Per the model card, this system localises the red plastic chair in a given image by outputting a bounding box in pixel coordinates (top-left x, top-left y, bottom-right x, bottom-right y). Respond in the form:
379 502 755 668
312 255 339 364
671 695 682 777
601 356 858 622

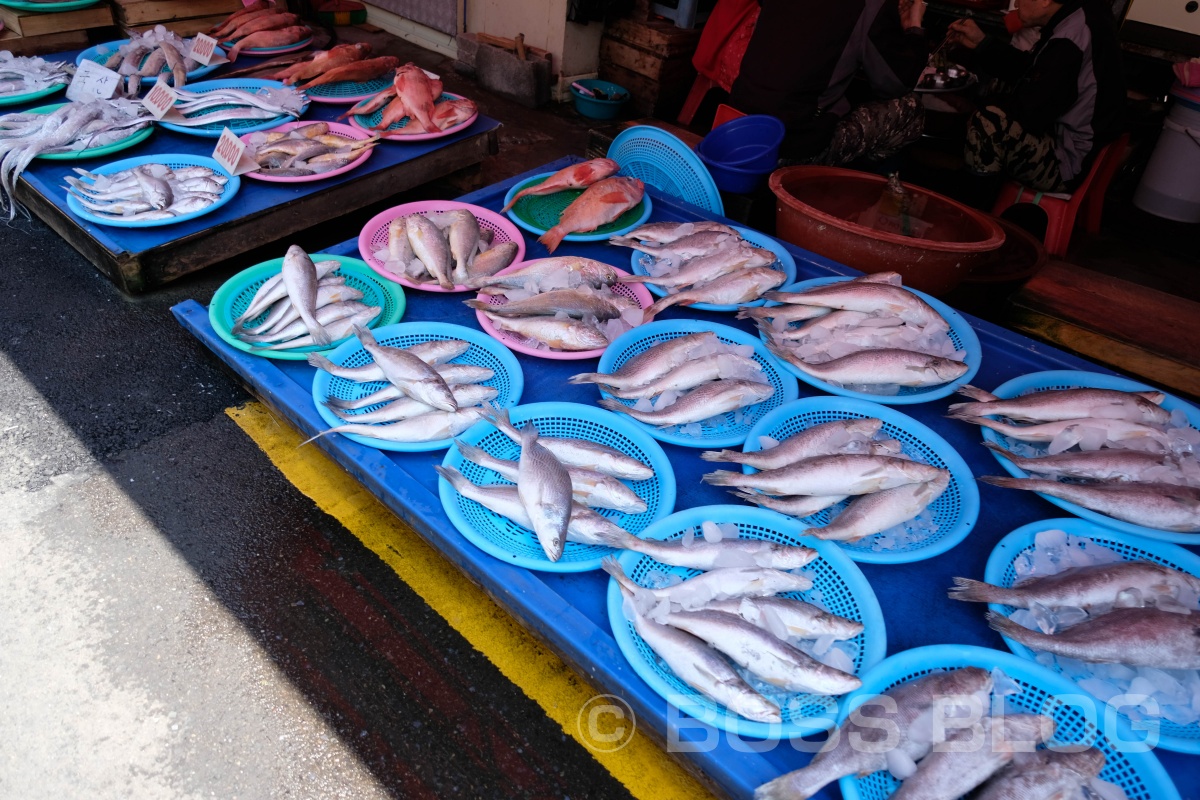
990 134 1128 257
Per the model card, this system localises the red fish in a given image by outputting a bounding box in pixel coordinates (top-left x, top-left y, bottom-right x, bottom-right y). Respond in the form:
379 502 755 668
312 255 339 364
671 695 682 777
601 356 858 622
210 1 274 37
501 158 619 213
339 87 396 120
226 12 300 43
537 176 644 254
301 56 399 88
430 97 477 131
228 26 310 62
381 64 438 133
280 43 370 85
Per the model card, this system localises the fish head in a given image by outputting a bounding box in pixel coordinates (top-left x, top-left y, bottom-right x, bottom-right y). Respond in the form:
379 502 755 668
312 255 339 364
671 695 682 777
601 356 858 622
928 357 970 383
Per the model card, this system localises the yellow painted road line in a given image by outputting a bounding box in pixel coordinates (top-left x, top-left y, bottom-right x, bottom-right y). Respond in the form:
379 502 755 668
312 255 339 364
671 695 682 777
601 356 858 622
227 402 717 800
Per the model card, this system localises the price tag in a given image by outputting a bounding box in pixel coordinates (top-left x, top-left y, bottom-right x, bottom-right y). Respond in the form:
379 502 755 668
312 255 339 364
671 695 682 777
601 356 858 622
141 79 179 120
211 127 259 176
66 59 121 103
189 33 227 67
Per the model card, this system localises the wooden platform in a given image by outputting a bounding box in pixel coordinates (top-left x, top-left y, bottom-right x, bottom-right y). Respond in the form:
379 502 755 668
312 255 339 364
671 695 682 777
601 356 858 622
1007 260 1200 399
0 1 113 37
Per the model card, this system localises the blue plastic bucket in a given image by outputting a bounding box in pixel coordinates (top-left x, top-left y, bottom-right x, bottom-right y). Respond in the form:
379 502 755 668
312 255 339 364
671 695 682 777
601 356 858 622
697 114 784 171
696 150 773 193
570 79 629 120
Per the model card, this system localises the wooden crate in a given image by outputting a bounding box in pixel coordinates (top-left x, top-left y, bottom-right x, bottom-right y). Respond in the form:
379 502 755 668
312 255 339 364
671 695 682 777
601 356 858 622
115 0 242 26
0 27 90 57
126 14 229 37
0 2 113 37
599 16 699 118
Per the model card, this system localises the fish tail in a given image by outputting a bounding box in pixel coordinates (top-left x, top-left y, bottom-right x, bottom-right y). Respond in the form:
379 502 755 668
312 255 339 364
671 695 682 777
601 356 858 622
584 524 637 549
699 449 744 463
566 372 604 385
433 465 472 492
483 406 520 441
986 611 1046 645
616 273 652 284
596 399 633 417
499 188 530 213
948 577 1010 604
600 555 638 594
701 470 745 487
298 427 338 447
948 414 998 432
537 225 567 255
981 441 1019 461
352 323 376 346
729 489 769 506
956 384 999 402
453 440 490 466
307 353 337 372
753 765 834 800
978 476 1026 490
946 402 987 420
309 325 333 347
607 235 636 248
462 299 489 311
642 294 681 323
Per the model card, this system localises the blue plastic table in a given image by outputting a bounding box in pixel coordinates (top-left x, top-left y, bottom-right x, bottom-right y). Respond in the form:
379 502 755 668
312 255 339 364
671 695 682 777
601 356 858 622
173 156 1200 800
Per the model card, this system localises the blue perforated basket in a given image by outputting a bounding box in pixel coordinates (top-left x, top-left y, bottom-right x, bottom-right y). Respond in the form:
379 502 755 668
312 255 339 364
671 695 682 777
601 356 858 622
65 154 239 228
606 504 886 739
305 73 393 104
76 40 223 85
837 645 1182 800
311 322 523 452
739 397 980 564
760 276 982 404
502 171 653 242
439 402 675 571
982 518 1200 754
980 370 1200 544
628 224 797 312
606 126 724 215
209 255 405 361
595 320 799 449
157 78 309 137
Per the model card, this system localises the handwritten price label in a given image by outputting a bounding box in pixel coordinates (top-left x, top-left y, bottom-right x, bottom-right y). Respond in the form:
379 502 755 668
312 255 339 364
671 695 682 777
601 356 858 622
66 60 121 102
141 79 178 119
211 127 258 176
190 33 221 66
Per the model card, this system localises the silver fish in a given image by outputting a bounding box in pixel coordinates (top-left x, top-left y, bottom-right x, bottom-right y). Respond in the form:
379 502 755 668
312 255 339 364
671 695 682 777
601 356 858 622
738 304 832 325
466 241 519 281
467 288 634 321
238 260 342 324
949 560 1200 609
484 313 609 351
618 220 738 243
643 267 787 321
569 331 721 390
602 557 812 611
281 245 332 346
311 350 482 390
769 345 968 387
753 667 994 800
702 417 885 471
321 365 495 410
958 416 1170 448
517 424 573 562
599 379 775 428
764 282 941 326
486 408 653 481
251 306 381 351
609 229 738 259
159 42 188 88
302 407 489 445
468 257 618 292
386 216 414 265
707 596 863 641
766 309 877 341
980 476 1200 531
621 535 817 571
237 301 370 343
983 441 1177 482
447 210 481 286
605 354 764 400
805 473 949 542
949 385 1170 426
353 324 457 412
988 607 1200 669
622 243 776 290
704 454 944 497
328 385 498 425
247 282 361 336
975 748 1106 800
611 575 781 723
407 213 455 289
729 491 849 518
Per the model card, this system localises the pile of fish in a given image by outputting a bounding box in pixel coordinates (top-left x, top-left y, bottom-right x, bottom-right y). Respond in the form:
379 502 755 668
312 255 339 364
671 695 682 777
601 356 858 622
438 408 660 560
233 245 379 350
950 528 1200 725
745 272 969 394
952 384 1200 532
372 208 518 289
571 331 775 432
94 27 200 95
306 331 501 444
166 84 306 129
753 667 1129 800
340 62 477 136
209 0 313 62
609 221 786 318
501 157 618 213
0 99 151 219
467 257 641 352
0 52 73 97
64 163 227 222
606 534 864 723
701 417 950 544
244 121 377 177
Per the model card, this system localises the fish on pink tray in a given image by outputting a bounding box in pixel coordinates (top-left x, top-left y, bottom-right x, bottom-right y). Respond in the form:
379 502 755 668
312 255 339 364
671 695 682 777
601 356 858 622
301 56 399 88
537 176 644 254
429 97 477 131
225 12 300 42
501 158 619 213
280 43 370 85
375 64 438 133
228 26 311 62
339 87 396 120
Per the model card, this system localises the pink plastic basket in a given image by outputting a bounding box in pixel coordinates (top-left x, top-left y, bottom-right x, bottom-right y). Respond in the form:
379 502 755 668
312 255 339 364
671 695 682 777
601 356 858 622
473 265 653 361
357 200 527 293
347 92 478 142
239 121 374 184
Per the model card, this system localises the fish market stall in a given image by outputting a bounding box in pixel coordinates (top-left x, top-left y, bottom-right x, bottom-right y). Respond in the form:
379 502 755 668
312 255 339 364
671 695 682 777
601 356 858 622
173 157 1200 799
4 47 500 293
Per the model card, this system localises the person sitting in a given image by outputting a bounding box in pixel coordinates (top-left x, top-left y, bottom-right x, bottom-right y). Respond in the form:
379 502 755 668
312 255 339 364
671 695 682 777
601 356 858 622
728 0 931 166
948 0 1124 194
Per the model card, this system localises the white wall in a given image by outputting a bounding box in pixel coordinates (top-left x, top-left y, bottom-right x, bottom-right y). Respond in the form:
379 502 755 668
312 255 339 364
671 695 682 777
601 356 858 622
465 0 602 82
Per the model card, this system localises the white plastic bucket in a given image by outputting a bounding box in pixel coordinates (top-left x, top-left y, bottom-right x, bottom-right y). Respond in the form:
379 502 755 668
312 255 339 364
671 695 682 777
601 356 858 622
1134 97 1200 223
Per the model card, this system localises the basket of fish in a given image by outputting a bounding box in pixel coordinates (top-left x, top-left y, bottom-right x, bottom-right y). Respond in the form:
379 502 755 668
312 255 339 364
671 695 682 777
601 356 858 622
240 120 377 182
209 247 405 361
577 320 798 449
471 259 653 360
269 44 398 105
749 273 981 404
605 504 886 739
64 156 237 228
0 52 71 106
76 28 224 95
501 159 652 253
956 370 1200 542
751 645 1181 800
950 518 1200 753
212 2 313 60
156 79 308 138
23 101 154 162
358 200 525 292
438 402 675 571
345 63 478 141
704 397 980 564
309 322 523 452
614 221 796 312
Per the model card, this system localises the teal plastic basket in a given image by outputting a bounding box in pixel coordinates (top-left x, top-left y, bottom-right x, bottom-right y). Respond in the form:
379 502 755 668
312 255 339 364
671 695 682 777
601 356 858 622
761 276 982 404
502 171 653 242
606 126 724 215
740 397 980 564
157 79 308 138
439 402 675 572
305 74 392 104
628 224 797 312
983 517 1200 753
606 504 886 739
979 370 1200 544
595 319 799 449
311 322 523 453
836 645 1182 800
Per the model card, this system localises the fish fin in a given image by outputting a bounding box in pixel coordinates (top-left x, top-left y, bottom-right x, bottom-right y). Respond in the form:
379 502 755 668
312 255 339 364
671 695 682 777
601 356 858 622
607 236 637 248
946 402 986 420
956 384 999 402
596 399 633 416
308 324 333 347
981 441 1017 460
948 577 1004 604
701 470 742 487
306 353 337 372
433 464 470 492
452 440 490 466
298 427 338 447
729 489 768 505
699 450 742 463
537 225 567 255
986 611 1045 644
615 273 651 284
567 372 604 385
600 555 639 594
641 294 680 323
352 324 376 346
978 475 1025 489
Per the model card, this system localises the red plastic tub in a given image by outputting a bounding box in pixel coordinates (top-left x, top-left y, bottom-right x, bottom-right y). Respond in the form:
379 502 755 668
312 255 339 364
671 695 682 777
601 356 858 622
769 166 1006 295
